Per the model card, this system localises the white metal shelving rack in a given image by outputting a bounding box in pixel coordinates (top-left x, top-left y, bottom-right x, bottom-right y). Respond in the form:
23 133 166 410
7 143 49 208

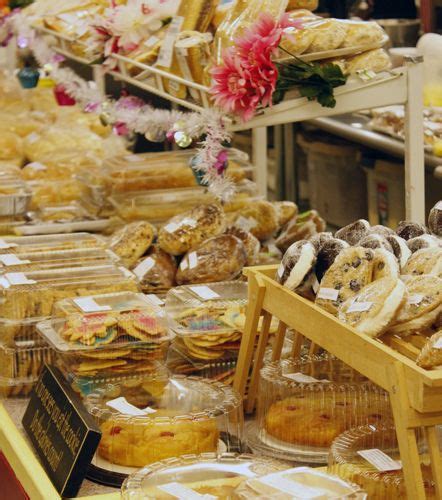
25 29 427 222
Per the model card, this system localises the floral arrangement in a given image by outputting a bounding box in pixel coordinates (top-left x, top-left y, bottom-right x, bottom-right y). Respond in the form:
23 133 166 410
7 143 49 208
210 12 347 122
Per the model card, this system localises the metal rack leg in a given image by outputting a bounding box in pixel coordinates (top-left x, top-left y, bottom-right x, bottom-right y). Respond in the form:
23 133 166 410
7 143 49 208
252 127 268 198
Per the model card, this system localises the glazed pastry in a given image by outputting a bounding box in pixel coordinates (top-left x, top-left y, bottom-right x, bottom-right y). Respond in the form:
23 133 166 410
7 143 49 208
273 201 298 227
386 235 411 269
176 235 247 285
230 200 279 241
339 277 406 338
416 330 442 369
225 226 260 265
396 220 428 240
109 221 155 267
277 241 317 294
388 275 442 336
428 201 442 236
158 204 226 256
316 247 374 315
407 234 441 253
402 247 442 277
132 246 177 293
335 219 370 246
315 238 349 282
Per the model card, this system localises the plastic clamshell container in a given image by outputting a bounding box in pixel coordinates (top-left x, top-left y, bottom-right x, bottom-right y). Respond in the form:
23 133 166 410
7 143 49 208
247 355 391 464
328 425 436 499
121 452 288 499
166 282 247 361
0 247 118 272
0 265 139 345
0 232 106 254
0 339 54 398
0 181 31 216
235 466 367 499
84 375 244 471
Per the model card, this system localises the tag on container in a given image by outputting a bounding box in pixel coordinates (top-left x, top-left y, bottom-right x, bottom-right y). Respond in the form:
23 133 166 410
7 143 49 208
433 337 442 349
180 258 188 271
73 297 112 313
190 286 220 301
5 272 36 285
347 301 373 313
0 254 30 266
106 397 157 416
357 449 402 472
317 288 339 301
158 482 217 500
133 257 155 279
0 239 14 249
188 252 198 269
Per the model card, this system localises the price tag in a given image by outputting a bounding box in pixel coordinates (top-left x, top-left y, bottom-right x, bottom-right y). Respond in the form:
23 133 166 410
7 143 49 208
27 162 47 171
180 258 188 271
164 222 180 233
433 337 442 349
188 252 198 269
0 254 30 266
5 273 36 285
357 449 402 472
407 293 424 305
156 16 184 68
317 288 339 301
190 286 220 301
347 301 373 313
73 297 112 313
158 482 216 500
145 294 164 307
106 397 156 416
133 257 155 279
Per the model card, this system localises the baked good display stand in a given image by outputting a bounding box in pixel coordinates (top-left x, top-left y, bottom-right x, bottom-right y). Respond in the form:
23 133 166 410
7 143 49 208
233 264 442 500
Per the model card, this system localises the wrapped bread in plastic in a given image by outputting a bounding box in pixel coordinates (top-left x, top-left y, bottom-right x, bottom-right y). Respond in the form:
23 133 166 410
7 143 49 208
176 234 247 285
109 221 155 267
132 245 177 293
0 112 44 138
280 12 320 55
273 201 298 227
229 200 279 241
225 226 260 265
341 21 385 48
158 204 226 256
276 210 326 252
308 19 348 53
346 49 392 75
0 132 24 166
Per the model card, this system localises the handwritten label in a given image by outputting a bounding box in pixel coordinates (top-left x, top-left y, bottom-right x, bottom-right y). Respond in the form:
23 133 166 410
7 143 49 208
0 254 30 266
164 222 179 233
347 301 373 313
180 258 189 271
357 449 402 472
133 257 155 279
73 297 112 313
158 482 217 499
317 288 339 301
156 16 184 68
190 286 220 301
106 397 156 416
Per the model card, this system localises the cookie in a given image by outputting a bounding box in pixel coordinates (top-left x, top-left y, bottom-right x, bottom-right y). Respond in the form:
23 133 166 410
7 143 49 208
315 247 374 315
335 219 370 246
277 241 317 293
388 275 442 336
428 201 442 237
359 234 393 253
339 277 405 338
386 235 411 269
407 234 441 253
396 220 428 241
402 247 442 277
315 238 349 282
416 330 442 369
372 248 400 280
109 221 155 267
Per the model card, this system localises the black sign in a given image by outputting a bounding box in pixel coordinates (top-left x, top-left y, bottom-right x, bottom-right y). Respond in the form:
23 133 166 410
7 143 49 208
22 365 101 498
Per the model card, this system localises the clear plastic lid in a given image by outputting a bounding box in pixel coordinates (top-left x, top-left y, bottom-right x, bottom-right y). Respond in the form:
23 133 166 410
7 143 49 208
121 453 288 499
39 291 170 352
84 375 244 469
248 355 391 463
235 467 367 499
0 232 105 254
328 425 436 499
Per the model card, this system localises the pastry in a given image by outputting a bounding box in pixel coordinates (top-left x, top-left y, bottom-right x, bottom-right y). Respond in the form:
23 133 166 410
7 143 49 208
277 241 317 294
396 220 428 240
407 234 441 253
416 330 442 369
273 201 298 227
264 392 388 448
315 238 349 282
109 221 155 267
359 234 393 253
388 275 442 336
230 201 279 241
339 277 406 338
386 235 411 269
225 226 260 265
176 235 247 285
158 204 226 256
372 248 400 280
316 247 374 315
402 247 442 277
335 219 370 246
275 210 325 252
341 21 385 48
428 201 442 236
98 412 219 467
132 246 177 293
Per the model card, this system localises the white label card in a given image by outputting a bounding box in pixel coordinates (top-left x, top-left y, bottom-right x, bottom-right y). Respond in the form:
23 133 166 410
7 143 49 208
190 286 220 301
347 301 373 313
145 294 164 306
284 372 330 384
164 222 179 233
0 239 13 249
357 449 402 472
277 264 284 279
27 132 40 144
256 473 329 497
27 162 47 171
156 16 184 68
317 288 339 301
133 257 155 279
0 277 10 289
73 297 112 313
188 252 198 269
158 482 217 499
407 293 424 305
0 254 29 266
433 337 442 349
106 397 157 416
312 277 320 294
5 272 36 285
180 258 189 271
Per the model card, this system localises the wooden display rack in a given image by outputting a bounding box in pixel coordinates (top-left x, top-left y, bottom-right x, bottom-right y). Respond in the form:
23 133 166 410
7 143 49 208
234 265 442 500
